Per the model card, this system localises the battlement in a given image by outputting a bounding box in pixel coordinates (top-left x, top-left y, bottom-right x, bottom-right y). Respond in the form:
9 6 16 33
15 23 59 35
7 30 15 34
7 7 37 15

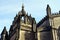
52 11 60 15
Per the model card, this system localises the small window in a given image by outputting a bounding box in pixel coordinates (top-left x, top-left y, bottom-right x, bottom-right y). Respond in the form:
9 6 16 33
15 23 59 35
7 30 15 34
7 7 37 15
21 17 24 21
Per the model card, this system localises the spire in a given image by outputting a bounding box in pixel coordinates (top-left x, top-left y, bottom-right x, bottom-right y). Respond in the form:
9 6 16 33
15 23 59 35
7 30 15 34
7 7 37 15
1 26 7 35
1 26 8 40
46 4 51 16
4 26 6 31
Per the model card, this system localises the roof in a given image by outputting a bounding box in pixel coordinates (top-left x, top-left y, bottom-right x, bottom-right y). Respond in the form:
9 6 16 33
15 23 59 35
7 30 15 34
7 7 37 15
37 12 60 28
37 16 48 27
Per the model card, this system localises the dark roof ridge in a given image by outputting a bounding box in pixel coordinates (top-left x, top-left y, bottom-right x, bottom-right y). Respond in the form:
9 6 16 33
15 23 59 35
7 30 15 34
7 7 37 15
37 15 48 27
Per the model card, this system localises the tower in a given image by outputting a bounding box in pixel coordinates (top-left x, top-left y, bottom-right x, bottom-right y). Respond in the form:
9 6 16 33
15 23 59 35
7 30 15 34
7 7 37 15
9 4 37 40
18 4 37 40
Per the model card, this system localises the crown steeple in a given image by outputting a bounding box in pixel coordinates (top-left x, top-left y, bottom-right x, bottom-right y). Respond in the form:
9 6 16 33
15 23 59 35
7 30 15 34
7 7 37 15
22 4 24 11
21 4 26 15
18 4 26 16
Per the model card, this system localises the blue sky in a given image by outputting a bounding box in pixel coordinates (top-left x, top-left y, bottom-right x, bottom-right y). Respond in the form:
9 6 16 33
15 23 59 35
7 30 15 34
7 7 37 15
0 0 60 34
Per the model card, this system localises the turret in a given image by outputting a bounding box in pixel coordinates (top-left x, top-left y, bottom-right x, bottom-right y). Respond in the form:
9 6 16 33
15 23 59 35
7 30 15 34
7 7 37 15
46 4 51 16
1 26 8 40
32 18 37 40
32 18 36 32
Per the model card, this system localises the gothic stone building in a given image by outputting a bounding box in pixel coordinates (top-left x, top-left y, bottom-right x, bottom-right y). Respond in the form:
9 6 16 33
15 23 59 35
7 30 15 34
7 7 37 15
0 4 60 40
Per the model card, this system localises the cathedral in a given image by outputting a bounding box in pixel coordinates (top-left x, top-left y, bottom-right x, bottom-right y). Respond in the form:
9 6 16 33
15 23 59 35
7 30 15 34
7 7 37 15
0 4 60 40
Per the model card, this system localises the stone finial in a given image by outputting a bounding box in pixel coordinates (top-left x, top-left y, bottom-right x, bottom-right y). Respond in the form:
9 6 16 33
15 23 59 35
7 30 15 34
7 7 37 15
47 4 50 8
59 11 60 14
4 26 6 30
32 18 36 24
46 4 51 16
30 14 31 17
27 12 28 16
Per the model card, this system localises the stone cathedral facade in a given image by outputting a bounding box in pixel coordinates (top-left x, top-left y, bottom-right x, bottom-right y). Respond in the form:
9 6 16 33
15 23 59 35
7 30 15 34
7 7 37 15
0 4 60 40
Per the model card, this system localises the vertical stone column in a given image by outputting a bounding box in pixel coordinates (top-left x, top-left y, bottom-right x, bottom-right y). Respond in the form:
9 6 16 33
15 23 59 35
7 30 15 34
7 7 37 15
52 20 59 40
52 29 58 40
55 30 58 40
52 19 56 40
37 32 40 40
19 30 25 40
52 29 56 40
